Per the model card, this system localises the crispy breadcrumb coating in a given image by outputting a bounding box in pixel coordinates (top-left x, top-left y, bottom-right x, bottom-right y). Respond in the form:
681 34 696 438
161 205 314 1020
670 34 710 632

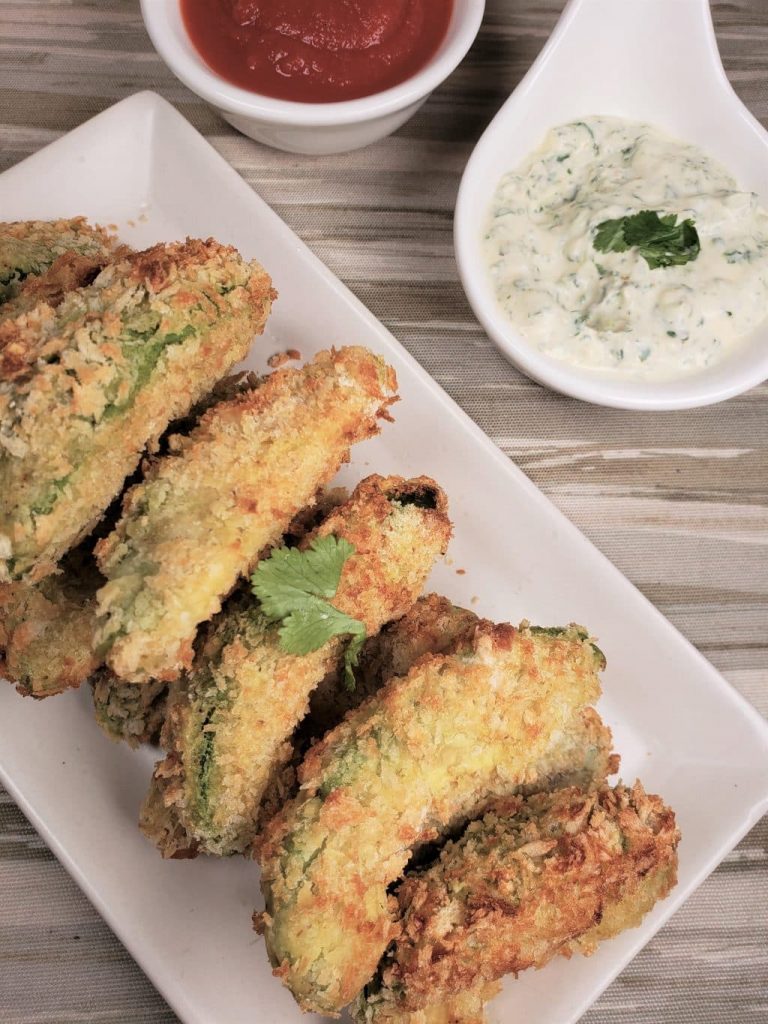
0 248 125 324
0 375 277 701
365 983 502 1024
257 622 606 1014
0 546 101 697
269 603 616 841
267 595 482 820
0 238 275 582
0 217 114 303
89 485 350 747
140 475 451 858
95 347 398 683
355 782 679 1022
305 593 479 742
91 673 168 748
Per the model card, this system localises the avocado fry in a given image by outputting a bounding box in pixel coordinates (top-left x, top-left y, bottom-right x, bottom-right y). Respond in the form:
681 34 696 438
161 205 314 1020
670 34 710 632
1 374 279 702
0 238 275 582
0 217 114 303
91 673 169 749
0 545 101 698
268 599 616 837
354 782 680 1022
140 474 451 858
95 347 398 684
355 983 501 1024
89 483 351 747
257 621 606 1014
304 593 480 743
263 594 482 819
0 248 127 324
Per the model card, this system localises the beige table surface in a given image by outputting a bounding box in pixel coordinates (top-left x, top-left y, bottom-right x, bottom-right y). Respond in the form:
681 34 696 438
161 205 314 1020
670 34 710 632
1 1 767 1022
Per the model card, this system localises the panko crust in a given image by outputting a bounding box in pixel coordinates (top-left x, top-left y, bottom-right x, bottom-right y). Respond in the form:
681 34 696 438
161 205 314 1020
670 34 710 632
91 673 168 748
0 217 115 303
95 347 398 683
141 474 451 859
0 374 279 702
0 548 101 697
257 621 606 1014
285 602 615 839
0 247 127 324
260 593 480 834
359 982 502 1024
356 783 679 1020
0 237 275 581
89 486 349 751
305 593 479 741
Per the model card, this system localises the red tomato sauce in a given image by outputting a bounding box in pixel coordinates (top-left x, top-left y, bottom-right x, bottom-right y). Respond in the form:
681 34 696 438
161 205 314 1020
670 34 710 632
181 0 455 104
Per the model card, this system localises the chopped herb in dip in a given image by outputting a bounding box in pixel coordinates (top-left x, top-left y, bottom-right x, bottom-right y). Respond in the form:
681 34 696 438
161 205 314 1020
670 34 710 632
484 116 768 377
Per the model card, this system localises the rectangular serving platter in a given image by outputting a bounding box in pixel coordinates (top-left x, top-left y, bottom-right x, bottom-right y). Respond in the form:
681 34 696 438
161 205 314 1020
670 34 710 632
1 91 767 1024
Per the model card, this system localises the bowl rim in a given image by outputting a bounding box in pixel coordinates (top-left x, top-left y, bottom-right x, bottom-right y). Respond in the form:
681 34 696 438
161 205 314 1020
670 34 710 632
140 0 486 126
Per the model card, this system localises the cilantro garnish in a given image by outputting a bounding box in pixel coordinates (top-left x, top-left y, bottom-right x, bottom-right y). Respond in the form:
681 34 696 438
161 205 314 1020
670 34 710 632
250 535 365 688
593 210 700 269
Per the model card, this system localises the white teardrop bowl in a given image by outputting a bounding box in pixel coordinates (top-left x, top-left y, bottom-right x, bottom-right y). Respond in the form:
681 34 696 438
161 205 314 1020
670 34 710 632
455 0 768 410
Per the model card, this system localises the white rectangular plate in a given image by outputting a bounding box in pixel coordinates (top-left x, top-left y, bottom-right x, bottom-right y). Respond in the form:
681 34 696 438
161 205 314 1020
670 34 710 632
1 92 767 1024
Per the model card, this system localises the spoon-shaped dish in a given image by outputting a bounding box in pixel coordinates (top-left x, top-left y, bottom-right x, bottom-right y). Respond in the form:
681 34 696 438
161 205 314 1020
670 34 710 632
455 0 768 409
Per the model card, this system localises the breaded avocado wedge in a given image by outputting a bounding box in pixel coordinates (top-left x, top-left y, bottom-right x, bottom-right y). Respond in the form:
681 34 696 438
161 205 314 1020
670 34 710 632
89 489 349 750
355 783 680 1022
305 593 480 742
91 673 168 748
0 238 275 582
0 217 114 303
95 347 398 684
0 546 101 697
1 374 273 702
0 247 129 324
357 983 501 1024
257 621 606 1014
273 603 616 833
140 475 451 858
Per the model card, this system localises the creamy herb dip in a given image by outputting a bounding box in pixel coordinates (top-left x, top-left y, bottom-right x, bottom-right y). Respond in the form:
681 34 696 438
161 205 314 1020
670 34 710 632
484 117 768 377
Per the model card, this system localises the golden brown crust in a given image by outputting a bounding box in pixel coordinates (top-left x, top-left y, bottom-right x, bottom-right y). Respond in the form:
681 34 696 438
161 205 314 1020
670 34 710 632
140 474 451 859
0 216 112 244
0 238 272 379
258 622 605 1014
297 594 479 764
357 783 679 1020
95 347 398 683
0 550 101 697
1 237 275 582
308 475 450 635
0 246 132 324
0 217 116 305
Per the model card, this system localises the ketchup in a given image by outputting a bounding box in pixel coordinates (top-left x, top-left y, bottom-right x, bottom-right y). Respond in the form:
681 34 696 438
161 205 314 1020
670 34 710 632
181 0 455 104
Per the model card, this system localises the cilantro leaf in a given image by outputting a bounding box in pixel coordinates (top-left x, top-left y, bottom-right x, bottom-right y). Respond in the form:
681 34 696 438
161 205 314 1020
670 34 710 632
593 210 700 269
621 210 675 244
251 534 366 686
277 603 365 657
593 217 629 254
251 535 355 618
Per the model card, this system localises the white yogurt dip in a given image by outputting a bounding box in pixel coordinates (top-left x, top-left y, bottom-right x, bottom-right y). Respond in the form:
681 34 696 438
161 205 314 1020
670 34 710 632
484 117 768 378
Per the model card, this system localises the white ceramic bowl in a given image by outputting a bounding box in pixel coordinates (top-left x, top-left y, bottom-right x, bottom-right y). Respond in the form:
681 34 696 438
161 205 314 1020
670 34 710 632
455 0 768 410
140 0 485 155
